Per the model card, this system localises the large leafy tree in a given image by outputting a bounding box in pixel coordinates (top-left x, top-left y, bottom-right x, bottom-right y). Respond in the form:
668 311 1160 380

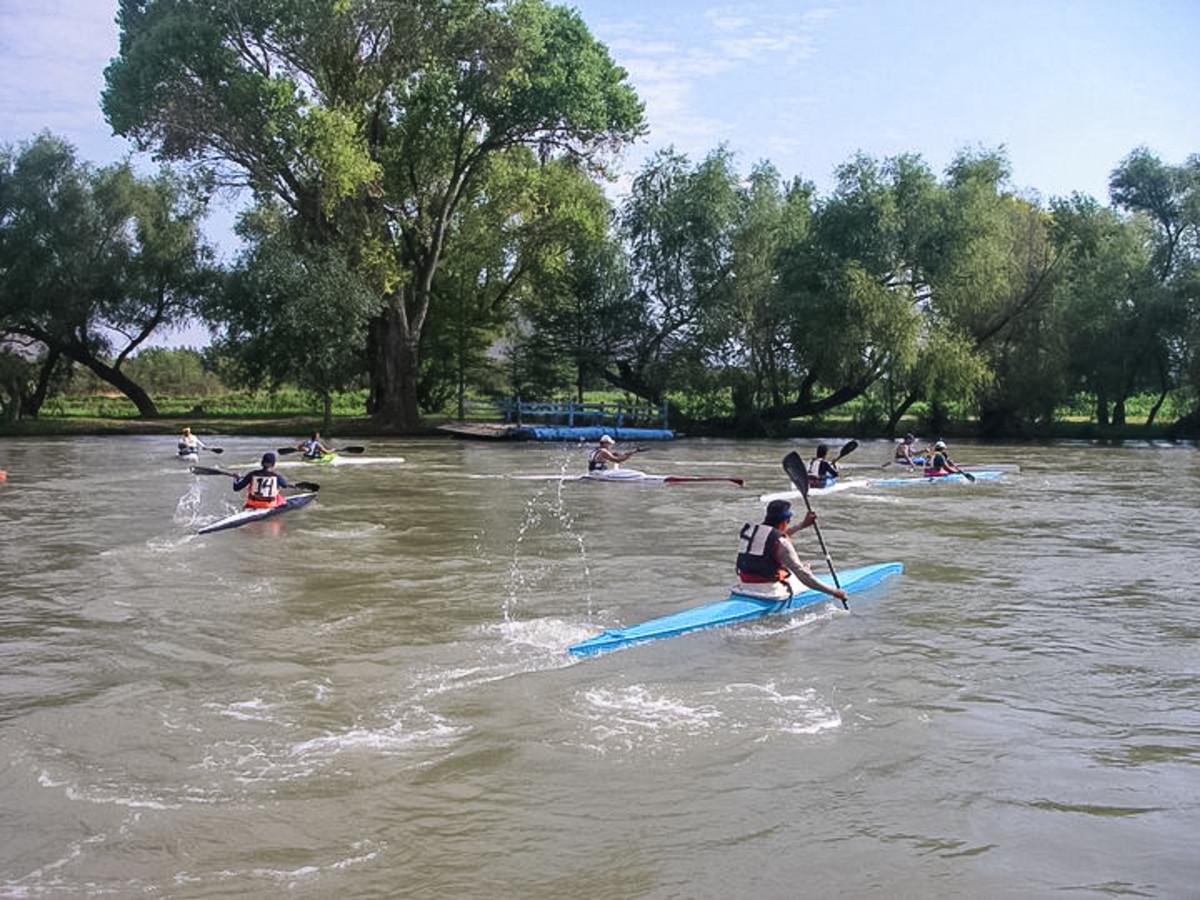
425 150 619 411
917 149 1060 434
1049 196 1157 427
614 146 743 405
721 163 814 428
209 206 377 429
0 133 215 417
772 153 926 426
1108 149 1200 429
103 0 644 432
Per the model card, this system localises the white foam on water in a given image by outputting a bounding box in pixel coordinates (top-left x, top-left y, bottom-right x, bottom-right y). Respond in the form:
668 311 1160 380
573 684 724 754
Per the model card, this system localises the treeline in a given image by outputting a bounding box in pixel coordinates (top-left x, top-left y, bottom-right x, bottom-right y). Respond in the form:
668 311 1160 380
2 1 1198 436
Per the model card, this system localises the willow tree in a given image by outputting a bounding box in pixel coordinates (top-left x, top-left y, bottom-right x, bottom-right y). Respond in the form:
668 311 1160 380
103 0 644 431
0 133 215 417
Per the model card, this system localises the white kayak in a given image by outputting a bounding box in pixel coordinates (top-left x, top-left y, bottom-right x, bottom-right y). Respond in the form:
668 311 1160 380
759 478 861 502
582 468 743 486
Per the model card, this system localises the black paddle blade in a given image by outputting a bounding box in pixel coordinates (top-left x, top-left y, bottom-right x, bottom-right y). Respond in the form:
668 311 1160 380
960 469 976 482
190 465 238 478
836 439 858 460
276 447 299 455
208 447 224 454
292 481 320 492
339 446 366 454
782 451 810 496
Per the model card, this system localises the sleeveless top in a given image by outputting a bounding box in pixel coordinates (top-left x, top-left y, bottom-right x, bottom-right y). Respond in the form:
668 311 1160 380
735 523 788 583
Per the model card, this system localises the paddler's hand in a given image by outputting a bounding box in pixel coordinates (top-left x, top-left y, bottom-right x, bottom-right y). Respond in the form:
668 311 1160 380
799 511 817 530
830 588 848 604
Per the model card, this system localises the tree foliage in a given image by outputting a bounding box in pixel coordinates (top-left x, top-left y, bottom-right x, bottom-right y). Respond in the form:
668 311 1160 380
0 132 216 417
104 0 645 431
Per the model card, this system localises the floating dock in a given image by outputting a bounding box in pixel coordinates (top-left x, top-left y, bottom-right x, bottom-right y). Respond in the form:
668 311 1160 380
439 399 674 442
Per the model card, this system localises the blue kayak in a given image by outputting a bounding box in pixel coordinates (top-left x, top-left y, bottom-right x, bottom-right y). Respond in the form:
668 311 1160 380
568 562 903 657
872 470 1007 487
197 492 318 534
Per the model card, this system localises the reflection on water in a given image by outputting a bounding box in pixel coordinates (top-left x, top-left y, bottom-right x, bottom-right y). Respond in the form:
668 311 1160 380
0 435 1197 897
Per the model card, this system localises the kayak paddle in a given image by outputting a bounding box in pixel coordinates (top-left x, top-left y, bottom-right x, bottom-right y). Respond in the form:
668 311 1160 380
191 464 319 492
190 465 240 478
834 439 858 462
782 451 846 609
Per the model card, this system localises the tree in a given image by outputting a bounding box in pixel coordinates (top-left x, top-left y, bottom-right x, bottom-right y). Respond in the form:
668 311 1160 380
104 0 645 432
769 153 927 426
209 208 377 429
614 146 743 405
0 133 215 417
723 164 814 428
1108 148 1200 430
918 149 1061 434
422 151 619 411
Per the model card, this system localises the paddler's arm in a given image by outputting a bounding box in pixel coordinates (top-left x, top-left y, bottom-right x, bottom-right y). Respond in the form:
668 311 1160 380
777 528 849 603
785 510 817 537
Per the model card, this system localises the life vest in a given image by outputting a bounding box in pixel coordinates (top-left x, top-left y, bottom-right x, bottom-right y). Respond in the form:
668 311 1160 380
736 523 789 583
588 448 607 472
245 473 284 508
808 457 834 487
302 439 323 460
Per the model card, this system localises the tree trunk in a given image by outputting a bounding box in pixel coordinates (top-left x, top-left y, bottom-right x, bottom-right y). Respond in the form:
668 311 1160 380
367 300 422 432
1094 390 1109 427
885 392 920 436
71 352 159 417
1146 387 1168 428
1 376 22 422
1112 396 1126 427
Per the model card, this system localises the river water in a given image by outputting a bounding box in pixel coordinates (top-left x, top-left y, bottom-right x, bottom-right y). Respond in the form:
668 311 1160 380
0 435 1197 898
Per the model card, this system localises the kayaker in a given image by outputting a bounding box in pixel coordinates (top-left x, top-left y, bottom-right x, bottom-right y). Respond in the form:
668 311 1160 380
734 499 849 604
298 431 334 460
588 434 635 471
924 440 965 477
894 432 918 464
233 452 291 509
807 443 840 487
178 426 206 457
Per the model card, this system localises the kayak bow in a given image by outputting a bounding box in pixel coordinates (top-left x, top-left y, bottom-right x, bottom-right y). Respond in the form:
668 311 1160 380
568 561 903 657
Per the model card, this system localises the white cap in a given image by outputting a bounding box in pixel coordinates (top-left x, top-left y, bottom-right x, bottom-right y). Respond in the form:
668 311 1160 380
934 440 946 450
599 434 614 445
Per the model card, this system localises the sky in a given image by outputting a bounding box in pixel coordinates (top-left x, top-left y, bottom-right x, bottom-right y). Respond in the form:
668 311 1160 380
2 0 1199 342
4 0 1198 210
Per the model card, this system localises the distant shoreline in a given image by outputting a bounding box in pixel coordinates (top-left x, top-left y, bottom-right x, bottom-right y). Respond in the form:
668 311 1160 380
1 414 1195 444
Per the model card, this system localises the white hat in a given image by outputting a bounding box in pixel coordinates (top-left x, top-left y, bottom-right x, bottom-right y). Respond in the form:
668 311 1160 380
599 434 615 445
934 440 946 450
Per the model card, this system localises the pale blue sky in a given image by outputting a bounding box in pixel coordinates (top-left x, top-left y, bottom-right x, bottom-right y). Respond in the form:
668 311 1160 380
2 0 1197 215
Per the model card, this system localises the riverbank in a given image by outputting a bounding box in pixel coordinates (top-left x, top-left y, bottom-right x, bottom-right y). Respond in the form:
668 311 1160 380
1 413 1194 443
